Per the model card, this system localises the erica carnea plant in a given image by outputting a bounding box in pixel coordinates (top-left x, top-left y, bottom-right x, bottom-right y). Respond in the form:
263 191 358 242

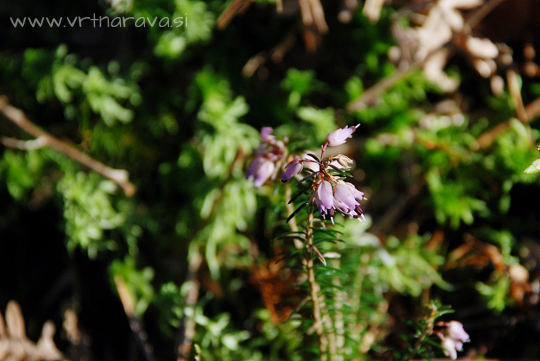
247 125 470 361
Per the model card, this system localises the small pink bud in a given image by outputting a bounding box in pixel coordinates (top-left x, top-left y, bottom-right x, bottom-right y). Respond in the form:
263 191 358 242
315 181 335 216
326 124 360 146
260 127 275 142
282 160 303 182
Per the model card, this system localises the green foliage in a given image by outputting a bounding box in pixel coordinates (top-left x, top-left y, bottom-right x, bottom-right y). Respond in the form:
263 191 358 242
0 150 45 200
35 45 140 126
58 171 124 258
427 168 488 228
110 257 155 317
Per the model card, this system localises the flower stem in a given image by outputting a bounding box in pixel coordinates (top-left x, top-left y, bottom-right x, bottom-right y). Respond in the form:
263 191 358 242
305 205 329 360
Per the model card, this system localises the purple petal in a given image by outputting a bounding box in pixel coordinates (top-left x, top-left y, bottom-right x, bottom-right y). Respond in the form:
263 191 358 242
246 156 263 179
253 160 275 187
315 181 335 215
334 182 360 210
260 127 275 142
447 321 469 343
326 124 360 146
441 337 458 360
282 160 303 182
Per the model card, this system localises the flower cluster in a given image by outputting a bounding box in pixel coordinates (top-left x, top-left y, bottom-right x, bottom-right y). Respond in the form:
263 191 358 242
436 321 470 360
246 127 286 187
280 124 365 222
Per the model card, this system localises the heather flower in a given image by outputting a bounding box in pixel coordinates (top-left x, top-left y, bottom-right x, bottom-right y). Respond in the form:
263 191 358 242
315 181 335 217
246 127 286 187
447 321 469 345
247 160 275 187
260 127 275 142
326 124 360 146
441 337 459 360
279 125 365 220
282 159 303 182
436 321 469 360
333 181 365 219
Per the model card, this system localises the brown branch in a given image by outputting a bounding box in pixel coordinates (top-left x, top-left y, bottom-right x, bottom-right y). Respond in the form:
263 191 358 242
346 63 422 112
464 0 507 30
507 69 528 122
276 0 283 13
307 0 328 33
0 96 136 196
177 252 203 361
217 0 253 29
1 136 48 150
476 95 540 149
114 276 156 361
242 33 296 77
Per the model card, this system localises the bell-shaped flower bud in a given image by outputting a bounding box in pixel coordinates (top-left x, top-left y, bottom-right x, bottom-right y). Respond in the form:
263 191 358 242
315 181 335 216
441 337 459 360
437 320 469 360
326 124 360 146
260 127 275 142
447 321 469 345
282 160 303 182
247 157 275 187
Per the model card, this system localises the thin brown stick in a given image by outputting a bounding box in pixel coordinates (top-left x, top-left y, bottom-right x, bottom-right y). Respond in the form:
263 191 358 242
346 63 421 112
276 0 283 13
177 252 203 361
307 0 328 33
243 33 296 77
1 136 48 150
0 96 136 196
464 0 507 30
114 276 156 361
476 95 540 149
298 0 314 26
507 69 528 122
216 0 253 29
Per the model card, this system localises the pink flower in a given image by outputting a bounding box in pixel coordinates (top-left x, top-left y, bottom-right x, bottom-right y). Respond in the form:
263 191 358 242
333 181 365 218
260 127 275 142
247 158 275 187
441 337 459 360
437 321 469 360
246 126 286 187
315 181 335 217
282 160 303 182
447 321 469 345
326 124 360 146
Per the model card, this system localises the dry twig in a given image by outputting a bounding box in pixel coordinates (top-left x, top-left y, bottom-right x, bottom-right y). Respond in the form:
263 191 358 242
114 276 156 361
217 0 253 29
0 96 136 196
476 95 540 149
0 300 67 361
177 252 203 361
